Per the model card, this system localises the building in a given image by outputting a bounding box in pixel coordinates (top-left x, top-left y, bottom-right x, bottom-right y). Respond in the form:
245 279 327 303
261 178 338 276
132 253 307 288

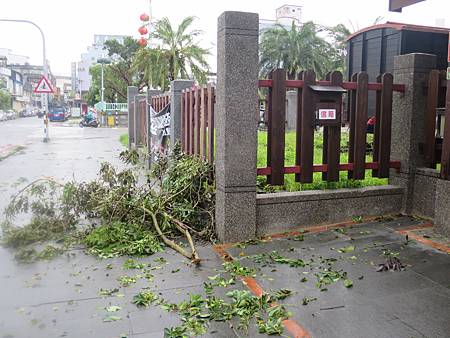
54 75 73 106
9 63 55 108
0 47 58 109
71 62 77 95
259 4 302 32
0 49 31 110
75 34 130 93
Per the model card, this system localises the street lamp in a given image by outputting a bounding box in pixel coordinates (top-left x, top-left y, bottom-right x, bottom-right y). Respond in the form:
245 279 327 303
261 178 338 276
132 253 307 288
97 58 110 105
97 58 110 126
0 19 50 142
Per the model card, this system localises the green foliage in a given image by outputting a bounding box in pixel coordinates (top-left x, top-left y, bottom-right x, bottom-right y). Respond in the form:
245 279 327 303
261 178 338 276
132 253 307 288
123 259 146 269
85 37 144 106
117 275 138 287
257 305 291 335
273 289 293 300
257 130 387 192
1 147 215 263
0 89 11 110
132 291 159 307
315 268 350 289
119 134 128 147
134 16 210 90
260 21 351 79
84 222 163 258
222 261 256 277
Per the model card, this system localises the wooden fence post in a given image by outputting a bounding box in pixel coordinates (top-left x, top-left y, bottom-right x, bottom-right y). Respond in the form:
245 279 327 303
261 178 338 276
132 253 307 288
353 72 368 180
295 71 303 182
207 84 215 163
377 73 393 178
326 71 343 182
267 68 286 185
300 70 316 183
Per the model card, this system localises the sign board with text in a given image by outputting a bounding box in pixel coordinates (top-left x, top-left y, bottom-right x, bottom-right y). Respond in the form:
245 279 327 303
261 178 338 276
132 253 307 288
318 109 337 120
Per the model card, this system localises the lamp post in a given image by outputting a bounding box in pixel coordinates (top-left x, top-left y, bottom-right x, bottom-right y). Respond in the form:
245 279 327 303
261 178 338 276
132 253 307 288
97 58 111 126
0 19 50 142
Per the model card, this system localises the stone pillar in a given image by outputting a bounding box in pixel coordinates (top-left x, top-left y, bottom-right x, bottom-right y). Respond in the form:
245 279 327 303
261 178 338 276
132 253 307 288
389 53 436 213
215 11 259 242
170 80 194 147
286 90 297 131
127 86 138 149
146 89 163 168
134 94 146 147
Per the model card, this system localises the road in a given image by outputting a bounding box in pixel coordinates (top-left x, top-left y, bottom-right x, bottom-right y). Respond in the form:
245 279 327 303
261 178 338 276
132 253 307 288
0 117 125 211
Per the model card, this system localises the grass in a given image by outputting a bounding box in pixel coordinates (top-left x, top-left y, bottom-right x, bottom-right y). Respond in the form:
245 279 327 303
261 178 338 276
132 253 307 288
121 130 387 191
257 130 387 192
120 134 128 147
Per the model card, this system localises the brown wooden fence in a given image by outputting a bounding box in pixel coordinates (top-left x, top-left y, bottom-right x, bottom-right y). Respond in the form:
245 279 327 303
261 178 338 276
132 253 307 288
257 69 405 185
181 84 215 163
151 93 170 112
176 69 405 185
424 69 449 179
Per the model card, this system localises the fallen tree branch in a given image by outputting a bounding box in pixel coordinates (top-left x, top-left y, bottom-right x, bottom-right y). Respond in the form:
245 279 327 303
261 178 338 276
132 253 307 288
8 177 64 206
143 206 200 264
172 218 201 264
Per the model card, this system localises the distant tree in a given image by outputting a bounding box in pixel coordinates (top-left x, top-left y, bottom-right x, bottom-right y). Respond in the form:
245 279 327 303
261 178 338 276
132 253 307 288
260 21 333 79
86 37 146 105
0 89 11 110
260 21 351 79
326 24 352 72
133 16 210 90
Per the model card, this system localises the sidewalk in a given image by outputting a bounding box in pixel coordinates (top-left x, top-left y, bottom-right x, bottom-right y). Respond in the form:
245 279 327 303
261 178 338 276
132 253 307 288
1 215 449 338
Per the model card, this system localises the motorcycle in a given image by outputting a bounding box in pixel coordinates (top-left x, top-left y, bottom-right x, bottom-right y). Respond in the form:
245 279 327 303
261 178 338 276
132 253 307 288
79 117 99 128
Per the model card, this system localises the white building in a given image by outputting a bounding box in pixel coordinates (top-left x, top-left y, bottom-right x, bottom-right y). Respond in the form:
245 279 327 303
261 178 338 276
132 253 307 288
0 48 29 66
260 4 302 32
0 49 30 110
76 34 130 93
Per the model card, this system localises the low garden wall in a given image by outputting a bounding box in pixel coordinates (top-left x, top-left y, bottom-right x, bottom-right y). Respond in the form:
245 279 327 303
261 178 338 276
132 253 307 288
256 186 404 235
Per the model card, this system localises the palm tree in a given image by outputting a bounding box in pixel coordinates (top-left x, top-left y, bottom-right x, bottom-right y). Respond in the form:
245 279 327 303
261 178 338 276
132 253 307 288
133 16 210 90
133 47 170 90
260 21 338 79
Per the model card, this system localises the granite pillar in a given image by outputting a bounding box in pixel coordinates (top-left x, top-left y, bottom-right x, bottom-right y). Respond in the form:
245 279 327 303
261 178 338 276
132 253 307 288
215 11 259 242
127 86 138 149
134 94 146 147
170 80 194 148
389 53 436 213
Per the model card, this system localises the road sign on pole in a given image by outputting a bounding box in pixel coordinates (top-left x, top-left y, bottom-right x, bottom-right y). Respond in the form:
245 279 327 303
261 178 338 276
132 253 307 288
34 75 54 93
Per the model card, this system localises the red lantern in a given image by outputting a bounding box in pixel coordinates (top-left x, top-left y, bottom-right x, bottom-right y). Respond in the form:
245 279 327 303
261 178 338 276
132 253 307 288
138 37 148 47
138 26 148 35
140 13 150 21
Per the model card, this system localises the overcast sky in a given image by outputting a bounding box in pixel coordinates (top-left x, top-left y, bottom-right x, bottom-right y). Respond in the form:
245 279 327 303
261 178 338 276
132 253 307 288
0 0 448 75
